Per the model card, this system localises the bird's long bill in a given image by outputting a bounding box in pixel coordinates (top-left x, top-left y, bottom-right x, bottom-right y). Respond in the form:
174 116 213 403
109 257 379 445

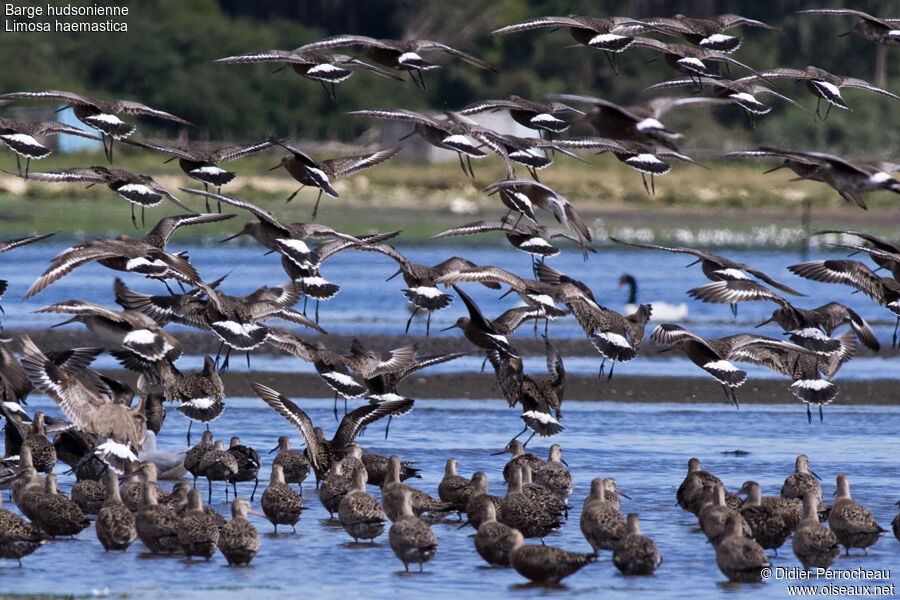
50 316 80 328
490 447 512 456
439 323 458 332
267 164 281 171
268 445 279 454
808 467 822 481
615 487 632 500
754 316 775 328
220 231 243 243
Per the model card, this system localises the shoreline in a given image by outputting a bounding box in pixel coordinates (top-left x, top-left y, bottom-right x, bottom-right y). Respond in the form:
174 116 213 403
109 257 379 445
8 329 897 406
227 371 898 406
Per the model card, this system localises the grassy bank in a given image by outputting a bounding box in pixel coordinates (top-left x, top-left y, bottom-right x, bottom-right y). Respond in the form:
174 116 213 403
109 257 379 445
1 145 899 243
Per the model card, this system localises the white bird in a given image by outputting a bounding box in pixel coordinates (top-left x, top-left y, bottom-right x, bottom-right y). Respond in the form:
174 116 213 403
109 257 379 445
619 274 688 322
138 431 186 480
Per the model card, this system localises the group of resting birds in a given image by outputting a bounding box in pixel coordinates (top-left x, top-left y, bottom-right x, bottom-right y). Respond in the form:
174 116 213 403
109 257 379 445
676 456 895 583
1 4 900 588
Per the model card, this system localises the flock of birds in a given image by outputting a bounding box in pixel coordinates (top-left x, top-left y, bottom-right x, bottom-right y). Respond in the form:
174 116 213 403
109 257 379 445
1 6 900 587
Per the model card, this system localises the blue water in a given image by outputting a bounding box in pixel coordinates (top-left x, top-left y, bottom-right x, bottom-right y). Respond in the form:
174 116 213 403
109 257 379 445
5 240 899 382
3 395 898 599
5 240 898 339
2 239 899 597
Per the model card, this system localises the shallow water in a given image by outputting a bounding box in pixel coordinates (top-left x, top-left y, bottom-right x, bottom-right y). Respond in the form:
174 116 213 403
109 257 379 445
6 241 900 386
3 395 898 599
5 241 897 342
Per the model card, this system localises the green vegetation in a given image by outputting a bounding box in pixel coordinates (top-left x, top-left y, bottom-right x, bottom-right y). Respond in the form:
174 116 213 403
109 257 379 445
2 145 898 244
2 1 900 246
1 1 900 152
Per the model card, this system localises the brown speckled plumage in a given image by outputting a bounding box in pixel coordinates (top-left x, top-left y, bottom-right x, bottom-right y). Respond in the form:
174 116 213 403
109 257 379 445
388 489 437 572
793 491 840 569
580 478 626 551
95 470 136 551
613 514 662 575
261 463 302 533
338 468 386 542
828 473 884 554
219 498 261 565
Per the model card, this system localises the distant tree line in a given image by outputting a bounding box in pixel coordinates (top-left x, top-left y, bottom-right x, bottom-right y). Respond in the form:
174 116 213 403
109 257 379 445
0 0 898 156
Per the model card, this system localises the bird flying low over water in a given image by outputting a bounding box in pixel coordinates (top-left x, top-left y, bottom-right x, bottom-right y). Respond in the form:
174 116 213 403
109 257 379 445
19 334 145 473
251 382 412 487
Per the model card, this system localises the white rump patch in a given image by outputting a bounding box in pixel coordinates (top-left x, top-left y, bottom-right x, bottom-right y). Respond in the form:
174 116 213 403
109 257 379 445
487 332 510 345
186 397 216 409
704 359 740 372
522 410 559 425
4 133 41 147
442 134 479 150
589 33 627 45
308 63 345 74
125 329 158 345
730 92 758 105
398 51 425 65
2 401 26 415
192 166 228 176
869 171 892 184
530 113 564 125
636 117 665 132
521 237 553 249
214 320 258 335
410 286 443 299
677 57 707 71
793 379 832 390
596 332 630 349
512 191 532 207
118 183 154 196
626 154 669 174
89 113 126 126
278 238 311 253
301 276 330 286
714 268 750 280
322 372 362 387
125 256 165 270
793 328 829 340
96 440 138 461
528 293 556 307
308 167 329 183
703 34 734 45
814 80 841 97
